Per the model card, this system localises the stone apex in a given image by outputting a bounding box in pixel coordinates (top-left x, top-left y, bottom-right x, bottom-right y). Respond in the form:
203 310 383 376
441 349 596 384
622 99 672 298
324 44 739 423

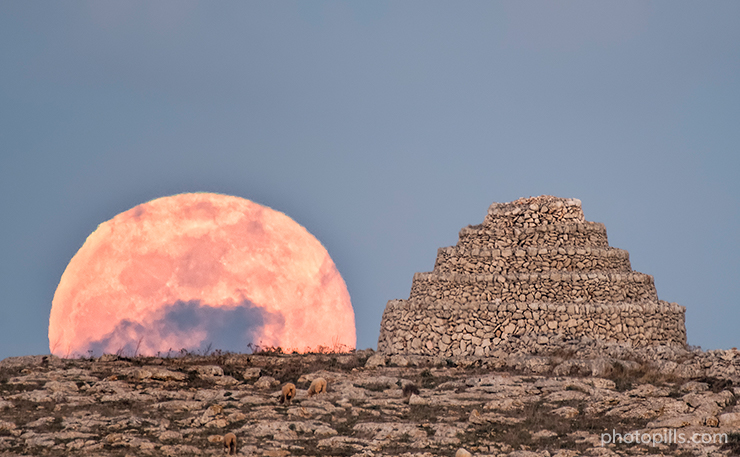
484 195 585 227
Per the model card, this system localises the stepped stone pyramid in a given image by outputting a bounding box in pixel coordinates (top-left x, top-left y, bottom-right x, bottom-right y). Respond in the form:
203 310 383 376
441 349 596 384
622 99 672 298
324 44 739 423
378 196 686 356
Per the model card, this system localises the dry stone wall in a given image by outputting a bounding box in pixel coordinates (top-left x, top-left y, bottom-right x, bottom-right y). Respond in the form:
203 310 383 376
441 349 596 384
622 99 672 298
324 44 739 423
457 222 609 250
434 245 632 275
378 196 686 356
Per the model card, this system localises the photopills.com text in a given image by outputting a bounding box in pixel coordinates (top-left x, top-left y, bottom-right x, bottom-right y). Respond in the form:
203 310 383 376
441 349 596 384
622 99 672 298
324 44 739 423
601 429 728 447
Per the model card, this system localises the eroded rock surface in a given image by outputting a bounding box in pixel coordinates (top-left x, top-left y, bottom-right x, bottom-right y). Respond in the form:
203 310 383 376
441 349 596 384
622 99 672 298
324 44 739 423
1 343 739 456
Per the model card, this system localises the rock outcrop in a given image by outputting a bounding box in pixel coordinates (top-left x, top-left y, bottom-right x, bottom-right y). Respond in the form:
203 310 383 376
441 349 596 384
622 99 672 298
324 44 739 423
1 343 739 457
379 196 686 356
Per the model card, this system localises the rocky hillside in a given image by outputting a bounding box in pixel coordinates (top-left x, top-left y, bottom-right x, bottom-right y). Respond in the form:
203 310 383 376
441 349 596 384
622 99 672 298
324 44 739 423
1 338 740 457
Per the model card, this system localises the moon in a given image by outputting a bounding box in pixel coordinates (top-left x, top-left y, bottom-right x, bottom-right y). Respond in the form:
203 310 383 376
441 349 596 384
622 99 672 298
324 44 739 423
49 193 356 357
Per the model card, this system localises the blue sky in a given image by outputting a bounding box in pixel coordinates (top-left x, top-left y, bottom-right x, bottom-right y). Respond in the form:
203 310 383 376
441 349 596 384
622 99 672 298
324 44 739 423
1 2 738 360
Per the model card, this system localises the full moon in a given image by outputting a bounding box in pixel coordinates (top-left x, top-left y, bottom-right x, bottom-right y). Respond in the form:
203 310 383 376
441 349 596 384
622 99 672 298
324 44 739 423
49 193 356 357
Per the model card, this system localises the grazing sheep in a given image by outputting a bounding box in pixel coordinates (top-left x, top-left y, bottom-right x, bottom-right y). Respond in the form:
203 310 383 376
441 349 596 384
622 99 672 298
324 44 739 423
402 383 420 404
307 377 327 397
223 432 237 455
455 448 472 457
279 382 296 405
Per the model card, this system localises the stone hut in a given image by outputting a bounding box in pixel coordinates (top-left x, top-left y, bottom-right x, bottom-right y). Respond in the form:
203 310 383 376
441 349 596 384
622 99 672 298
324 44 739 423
378 196 686 356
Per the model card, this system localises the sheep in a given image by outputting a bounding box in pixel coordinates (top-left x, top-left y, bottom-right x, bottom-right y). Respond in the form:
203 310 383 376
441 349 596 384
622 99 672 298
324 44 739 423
402 383 420 404
279 382 296 406
223 432 237 455
307 377 327 397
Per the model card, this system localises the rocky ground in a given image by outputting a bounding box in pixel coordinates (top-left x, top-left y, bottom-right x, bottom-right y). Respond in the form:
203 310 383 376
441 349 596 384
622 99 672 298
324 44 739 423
1 338 740 457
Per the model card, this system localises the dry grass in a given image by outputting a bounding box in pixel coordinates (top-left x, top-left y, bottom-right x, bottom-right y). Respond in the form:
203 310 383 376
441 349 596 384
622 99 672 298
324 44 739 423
458 399 651 452
605 361 685 392
721 432 740 455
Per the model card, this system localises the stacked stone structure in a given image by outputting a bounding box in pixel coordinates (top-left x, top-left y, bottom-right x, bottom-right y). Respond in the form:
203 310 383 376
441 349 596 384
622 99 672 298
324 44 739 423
378 196 686 356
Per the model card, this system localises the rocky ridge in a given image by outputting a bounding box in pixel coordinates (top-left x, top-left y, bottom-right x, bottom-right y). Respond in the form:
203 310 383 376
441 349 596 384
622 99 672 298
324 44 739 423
1 339 740 457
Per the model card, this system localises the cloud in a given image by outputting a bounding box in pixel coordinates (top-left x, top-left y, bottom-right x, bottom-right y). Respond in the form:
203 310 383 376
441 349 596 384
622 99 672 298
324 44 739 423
86 300 284 356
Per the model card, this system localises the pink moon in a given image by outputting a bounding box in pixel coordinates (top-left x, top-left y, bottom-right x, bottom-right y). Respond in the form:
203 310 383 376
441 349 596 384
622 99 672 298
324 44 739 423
49 193 356 357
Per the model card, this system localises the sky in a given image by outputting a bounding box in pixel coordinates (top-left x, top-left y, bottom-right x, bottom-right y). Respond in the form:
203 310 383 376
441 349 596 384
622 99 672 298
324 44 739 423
1 1 738 360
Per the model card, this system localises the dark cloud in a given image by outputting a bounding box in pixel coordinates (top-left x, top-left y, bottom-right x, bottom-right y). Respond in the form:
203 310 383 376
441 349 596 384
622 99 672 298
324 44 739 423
86 300 283 356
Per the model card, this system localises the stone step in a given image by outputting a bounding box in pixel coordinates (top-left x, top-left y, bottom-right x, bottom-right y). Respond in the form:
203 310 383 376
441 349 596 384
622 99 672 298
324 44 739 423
483 196 586 229
408 271 658 305
433 245 631 275
457 221 608 250
382 297 685 315
378 298 686 355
